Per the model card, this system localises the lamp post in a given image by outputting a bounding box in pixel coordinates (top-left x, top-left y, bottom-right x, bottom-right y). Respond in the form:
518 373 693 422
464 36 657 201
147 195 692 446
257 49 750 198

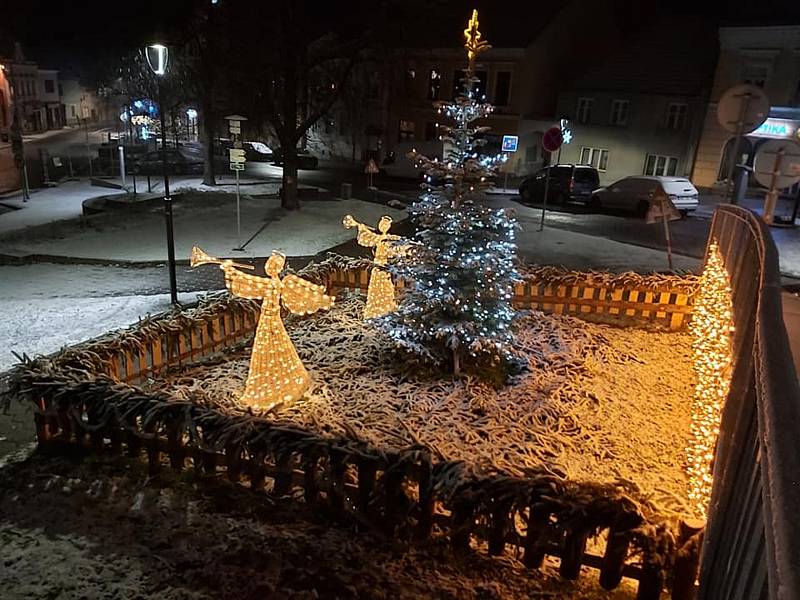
146 43 178 305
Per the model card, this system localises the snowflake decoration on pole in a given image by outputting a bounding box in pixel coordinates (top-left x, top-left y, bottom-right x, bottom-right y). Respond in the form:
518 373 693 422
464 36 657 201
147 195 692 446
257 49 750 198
378 10 520 378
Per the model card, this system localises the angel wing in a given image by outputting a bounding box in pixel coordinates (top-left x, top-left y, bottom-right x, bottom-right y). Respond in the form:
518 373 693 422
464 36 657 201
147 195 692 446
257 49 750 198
356 227 382 249
224 267 271 299
281 274 334 315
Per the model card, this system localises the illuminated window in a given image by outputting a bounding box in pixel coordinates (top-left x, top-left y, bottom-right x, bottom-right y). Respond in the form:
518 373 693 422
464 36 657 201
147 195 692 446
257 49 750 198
398 119 415 141
428 69 441 100
494 71 512 106
579 146 609 171
576 97 593 124
610 99 629 126
644 154 678 176
666 103 688 130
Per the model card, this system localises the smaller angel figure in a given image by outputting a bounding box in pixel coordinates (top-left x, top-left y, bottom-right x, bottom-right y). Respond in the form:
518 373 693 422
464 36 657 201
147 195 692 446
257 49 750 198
342 215 408 319
190 246 333 411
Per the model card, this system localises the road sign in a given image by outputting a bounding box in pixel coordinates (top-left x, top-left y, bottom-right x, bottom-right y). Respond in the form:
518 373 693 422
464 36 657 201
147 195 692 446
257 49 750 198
501 135 519 152
542 126 563 153
717 84 769 134
224 114 248 122
753 139 800 189
229 123 241 135
229 148 246 163
230 162 245 171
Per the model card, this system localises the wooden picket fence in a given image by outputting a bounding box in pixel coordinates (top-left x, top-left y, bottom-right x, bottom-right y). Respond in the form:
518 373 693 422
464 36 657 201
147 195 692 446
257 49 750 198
326 266 695 331
19 263 704 599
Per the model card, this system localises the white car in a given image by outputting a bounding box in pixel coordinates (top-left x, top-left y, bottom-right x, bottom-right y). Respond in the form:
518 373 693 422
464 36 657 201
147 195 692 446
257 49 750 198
590 176 699 216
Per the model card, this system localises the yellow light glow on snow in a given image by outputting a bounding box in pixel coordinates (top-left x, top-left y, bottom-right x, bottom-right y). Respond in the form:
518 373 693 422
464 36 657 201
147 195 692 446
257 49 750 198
343 214 408 319
685 241 734 519
191 247 333 411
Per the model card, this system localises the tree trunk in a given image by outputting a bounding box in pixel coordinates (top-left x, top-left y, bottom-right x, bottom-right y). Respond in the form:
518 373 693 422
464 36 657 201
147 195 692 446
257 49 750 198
201 107 216 186
281 149 300 210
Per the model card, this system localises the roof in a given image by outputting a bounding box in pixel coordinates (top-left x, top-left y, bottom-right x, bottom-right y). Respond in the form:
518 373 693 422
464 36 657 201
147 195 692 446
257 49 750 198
568 16 718 97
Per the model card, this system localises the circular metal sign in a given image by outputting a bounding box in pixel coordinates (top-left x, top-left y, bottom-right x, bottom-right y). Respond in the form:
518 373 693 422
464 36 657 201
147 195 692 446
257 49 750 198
542 126 563 153
717 84 770 134
752 139 800 189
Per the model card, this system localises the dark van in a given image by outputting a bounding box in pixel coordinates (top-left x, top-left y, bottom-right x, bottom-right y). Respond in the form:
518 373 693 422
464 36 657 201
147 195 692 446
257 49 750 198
518 164 600 205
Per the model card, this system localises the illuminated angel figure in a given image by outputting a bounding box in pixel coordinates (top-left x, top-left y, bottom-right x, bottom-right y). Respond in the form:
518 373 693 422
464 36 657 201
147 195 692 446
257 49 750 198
191 247 334 411
343 214 408 319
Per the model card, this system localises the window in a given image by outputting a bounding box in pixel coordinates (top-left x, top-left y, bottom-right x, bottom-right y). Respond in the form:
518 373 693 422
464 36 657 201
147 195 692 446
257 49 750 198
428 69 441 101
44 79 54 94
494 71 512 106
525 145 539 164
579 146 609 171
742 63 769 88
424 121 437 141
453 70 487 98
71 105 76 116
644 154 678 176
398 119 415 141
576 97 593 124
666 103 687 130
610 99 629 126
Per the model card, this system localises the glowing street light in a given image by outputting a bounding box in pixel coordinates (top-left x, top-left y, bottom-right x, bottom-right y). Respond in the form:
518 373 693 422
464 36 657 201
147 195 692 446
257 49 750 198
146 42 178 305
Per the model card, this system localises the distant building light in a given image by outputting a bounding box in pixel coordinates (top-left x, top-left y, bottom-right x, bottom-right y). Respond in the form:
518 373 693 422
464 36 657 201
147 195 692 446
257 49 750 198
186 108 198 120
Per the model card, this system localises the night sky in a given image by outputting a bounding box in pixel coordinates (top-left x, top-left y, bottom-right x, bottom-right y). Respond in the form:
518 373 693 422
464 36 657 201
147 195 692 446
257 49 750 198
2 0 800 80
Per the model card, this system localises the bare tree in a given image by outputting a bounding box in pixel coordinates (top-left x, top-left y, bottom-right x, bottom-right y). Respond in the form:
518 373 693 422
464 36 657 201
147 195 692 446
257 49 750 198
229 2 377 209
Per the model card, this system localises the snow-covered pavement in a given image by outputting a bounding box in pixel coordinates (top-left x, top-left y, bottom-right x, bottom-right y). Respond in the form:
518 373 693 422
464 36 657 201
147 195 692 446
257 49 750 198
0 190 405 263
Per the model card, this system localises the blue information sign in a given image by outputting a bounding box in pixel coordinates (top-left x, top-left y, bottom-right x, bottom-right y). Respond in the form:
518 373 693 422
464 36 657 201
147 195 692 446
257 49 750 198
501 135 519 152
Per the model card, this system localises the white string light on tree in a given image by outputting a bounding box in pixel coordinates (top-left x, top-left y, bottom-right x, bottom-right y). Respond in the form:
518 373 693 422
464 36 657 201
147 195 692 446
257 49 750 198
378 10 520 376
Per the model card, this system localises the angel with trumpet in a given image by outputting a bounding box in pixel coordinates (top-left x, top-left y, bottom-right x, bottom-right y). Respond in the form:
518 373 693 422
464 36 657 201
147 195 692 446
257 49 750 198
342 215 409 319
190 246 334 411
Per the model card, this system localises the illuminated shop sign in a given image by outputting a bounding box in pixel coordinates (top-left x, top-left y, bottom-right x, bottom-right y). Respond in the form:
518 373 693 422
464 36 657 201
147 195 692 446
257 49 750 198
747 118 799 140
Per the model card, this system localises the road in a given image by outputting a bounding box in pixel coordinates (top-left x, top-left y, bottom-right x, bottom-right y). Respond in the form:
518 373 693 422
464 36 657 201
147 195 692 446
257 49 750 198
19 125 109 188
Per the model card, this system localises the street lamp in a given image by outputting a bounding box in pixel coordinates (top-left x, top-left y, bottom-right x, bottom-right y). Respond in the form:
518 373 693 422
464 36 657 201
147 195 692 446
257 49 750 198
145 43 179 306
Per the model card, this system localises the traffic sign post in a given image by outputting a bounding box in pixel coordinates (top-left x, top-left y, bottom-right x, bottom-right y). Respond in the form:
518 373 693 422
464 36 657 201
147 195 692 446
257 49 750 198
225 115 249 250
539 126 564 232
717 84 770 204
753 139 800 225
501 135 518 191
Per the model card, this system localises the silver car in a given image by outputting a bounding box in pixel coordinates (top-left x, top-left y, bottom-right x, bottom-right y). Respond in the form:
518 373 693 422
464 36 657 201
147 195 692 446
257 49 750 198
590 176 699 216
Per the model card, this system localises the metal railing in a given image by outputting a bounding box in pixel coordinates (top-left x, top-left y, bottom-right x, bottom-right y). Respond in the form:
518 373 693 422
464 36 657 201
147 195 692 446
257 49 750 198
699 206 800 600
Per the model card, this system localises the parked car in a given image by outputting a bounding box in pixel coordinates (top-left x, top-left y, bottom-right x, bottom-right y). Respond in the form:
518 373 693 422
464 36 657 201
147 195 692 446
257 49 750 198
590 176 699 216
272 148 319 169
518 165 600 205
134 149 204 175
244 141 273 162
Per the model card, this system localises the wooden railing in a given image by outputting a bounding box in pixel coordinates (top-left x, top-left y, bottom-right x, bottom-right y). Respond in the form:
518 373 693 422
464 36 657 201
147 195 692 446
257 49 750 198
698 206 800 600
327 266 696 331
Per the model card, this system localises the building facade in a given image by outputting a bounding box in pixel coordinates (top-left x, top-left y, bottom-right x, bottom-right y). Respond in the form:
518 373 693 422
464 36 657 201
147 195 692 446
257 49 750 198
552 17 716 185
0 44 65 133
692 26 800 189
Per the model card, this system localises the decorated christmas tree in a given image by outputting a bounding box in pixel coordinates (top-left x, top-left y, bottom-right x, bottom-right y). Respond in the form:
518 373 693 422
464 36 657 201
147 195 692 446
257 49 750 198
379 10 520 376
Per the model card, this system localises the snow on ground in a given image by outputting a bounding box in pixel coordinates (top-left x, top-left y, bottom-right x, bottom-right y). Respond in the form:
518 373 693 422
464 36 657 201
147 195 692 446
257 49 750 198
0 193 405 262
1 292 201 373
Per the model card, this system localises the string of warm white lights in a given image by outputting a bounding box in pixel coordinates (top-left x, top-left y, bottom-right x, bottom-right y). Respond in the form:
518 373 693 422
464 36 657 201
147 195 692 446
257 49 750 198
343 214 408 319
685 241 734 518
